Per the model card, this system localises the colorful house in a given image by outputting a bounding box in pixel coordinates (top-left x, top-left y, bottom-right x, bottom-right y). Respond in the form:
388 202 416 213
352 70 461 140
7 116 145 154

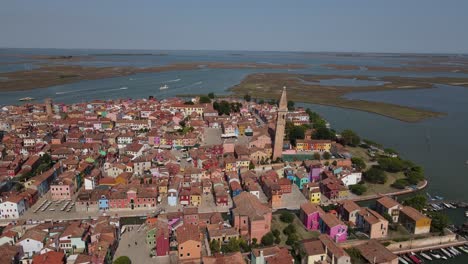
356 208 389 239
375 196 402 223
293 170 310 190
399 206 431 235
176 224 201 262
300 202 325 231
319 213 347 242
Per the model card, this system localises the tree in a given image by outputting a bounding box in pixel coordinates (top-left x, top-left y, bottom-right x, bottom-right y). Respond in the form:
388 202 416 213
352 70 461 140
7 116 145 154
287 100 295 110
391 179 409 189
285 233 299 246
208 92 215 99
244 94 251 102
249 161 255 170
341 129 360 146
382 212 394 223
279 211 295 223
428 211 449 233
258 99 265 105
283 224 296 235
403 195 427 211
313 153 321 160
272 229 281 238
222 237 241 253
406 170 424 185
210 239 220 253
378 157 412 173
351 157 367 170
364 167 387 184
199 96 211 104
332 160 337 166
322 152 331 160
261 232 275 246
349 184 367 195
113 256 131 264
184 101 194 105
252 238 258 247
314 127 335 140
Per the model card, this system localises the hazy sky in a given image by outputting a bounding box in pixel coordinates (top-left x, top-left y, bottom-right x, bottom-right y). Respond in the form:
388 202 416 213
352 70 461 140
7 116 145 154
1 0 467 53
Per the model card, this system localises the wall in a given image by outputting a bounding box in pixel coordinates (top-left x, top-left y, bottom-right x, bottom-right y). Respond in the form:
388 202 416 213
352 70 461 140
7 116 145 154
386 233 458 251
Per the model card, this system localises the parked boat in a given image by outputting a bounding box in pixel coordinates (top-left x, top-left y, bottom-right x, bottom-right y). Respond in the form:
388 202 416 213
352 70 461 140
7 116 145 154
402 255 413 264
450 246 461 255
458 246 468 254
440 248 452 257
429 251 441 259
399 257 409 264
408 253 422 264
435 195 444 200
465 210 468 217
419 252 432 261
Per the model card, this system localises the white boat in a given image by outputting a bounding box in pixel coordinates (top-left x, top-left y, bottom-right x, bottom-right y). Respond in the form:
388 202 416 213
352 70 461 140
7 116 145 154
441 248 452 257
398 257 409 264
420 252 432 261
465 210 468 217
18 97 35 101
458 246 468 254
429 251 441 259
160 84 169 90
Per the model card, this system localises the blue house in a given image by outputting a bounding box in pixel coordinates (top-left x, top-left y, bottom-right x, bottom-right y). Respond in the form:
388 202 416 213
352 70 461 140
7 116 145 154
293 170 310 190
99 195 109 211
284 168 295 181
230 181 243 197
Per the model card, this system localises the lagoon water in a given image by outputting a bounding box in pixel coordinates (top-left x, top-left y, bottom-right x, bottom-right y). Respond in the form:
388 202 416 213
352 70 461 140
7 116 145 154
1 49 468 204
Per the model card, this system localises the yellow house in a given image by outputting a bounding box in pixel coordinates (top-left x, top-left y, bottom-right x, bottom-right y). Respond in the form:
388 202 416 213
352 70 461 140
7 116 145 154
158 184 168 195
296 140 306 151
309 189 321 204
338 187 350 200
224 156 237 172
399 206 431 234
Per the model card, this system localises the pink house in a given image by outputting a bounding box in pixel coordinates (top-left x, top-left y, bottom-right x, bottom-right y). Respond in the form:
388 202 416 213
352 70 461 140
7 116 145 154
319 213 348 243
50 182 74 200
300 202 325 231
232 192 272 241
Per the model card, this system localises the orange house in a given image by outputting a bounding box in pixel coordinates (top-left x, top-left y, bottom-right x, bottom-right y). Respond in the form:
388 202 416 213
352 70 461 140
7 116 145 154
176 224 201 262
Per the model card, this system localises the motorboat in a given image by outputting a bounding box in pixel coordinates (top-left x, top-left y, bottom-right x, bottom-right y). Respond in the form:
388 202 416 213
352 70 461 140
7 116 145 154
160 84 169 90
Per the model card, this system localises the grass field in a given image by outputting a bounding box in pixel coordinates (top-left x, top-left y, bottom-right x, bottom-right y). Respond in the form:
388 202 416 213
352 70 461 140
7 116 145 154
271 212 320 246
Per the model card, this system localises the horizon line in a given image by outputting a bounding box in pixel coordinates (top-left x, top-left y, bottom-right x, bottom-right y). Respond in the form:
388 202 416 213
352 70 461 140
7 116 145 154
1 46 467 56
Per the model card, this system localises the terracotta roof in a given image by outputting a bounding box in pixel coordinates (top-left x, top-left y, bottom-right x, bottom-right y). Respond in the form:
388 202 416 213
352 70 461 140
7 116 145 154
340 200 361 213
232 192 271 221
252 245 281 257
32 251 65 264
320 213 344 228
301 239 325 256
300 202 325 215
400 206 430 222
0 244 22 264
265 247 293 264
176 224 200 243
203 252 245 264
318 234 349 258
355 240 398 264
358 208 387 225
376 196 401 209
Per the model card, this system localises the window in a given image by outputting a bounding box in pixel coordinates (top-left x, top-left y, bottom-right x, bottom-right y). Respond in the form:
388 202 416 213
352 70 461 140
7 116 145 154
187 253 190 257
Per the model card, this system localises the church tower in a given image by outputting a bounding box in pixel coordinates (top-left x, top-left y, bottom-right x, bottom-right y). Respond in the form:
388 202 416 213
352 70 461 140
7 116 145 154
273 87 288 161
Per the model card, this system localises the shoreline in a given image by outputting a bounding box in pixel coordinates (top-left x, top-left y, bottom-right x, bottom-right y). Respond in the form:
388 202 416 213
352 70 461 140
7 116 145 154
350 179 428 202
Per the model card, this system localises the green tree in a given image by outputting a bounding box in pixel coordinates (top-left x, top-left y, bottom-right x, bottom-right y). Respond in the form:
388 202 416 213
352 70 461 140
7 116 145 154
279 211 295 223
349 184 367 195
210 239 220 253
249 161 255 170
261 232 275 246
258 99 265 105
272 229 281 238
428 211 449 233
208 92 215 99
313 153 321 160
314 127 335 140
351 157 367 170
364 167 387 184
184 101 194 105
332 160 338 166
113 256 131 264
378 157 411 173
341 129 361 146
199 96 211 104
244 94 251 102
406 170 424 185
403 195 427 211
382 212 394 223
391 179 409 189
222 237 241 253
283 224 297 235
323 152 331 160
287 100 295 110
285 233 299 246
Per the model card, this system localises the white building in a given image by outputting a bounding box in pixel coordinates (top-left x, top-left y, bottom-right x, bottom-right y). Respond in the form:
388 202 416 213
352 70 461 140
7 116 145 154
340 172 362 186
0 196 27 219
17 229 47 258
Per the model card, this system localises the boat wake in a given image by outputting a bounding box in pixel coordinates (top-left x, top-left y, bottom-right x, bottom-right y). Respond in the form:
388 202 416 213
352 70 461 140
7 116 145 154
163 78 181 83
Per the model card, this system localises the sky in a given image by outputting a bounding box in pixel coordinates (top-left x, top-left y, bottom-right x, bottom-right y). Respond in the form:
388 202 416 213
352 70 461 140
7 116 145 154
1 0 468 53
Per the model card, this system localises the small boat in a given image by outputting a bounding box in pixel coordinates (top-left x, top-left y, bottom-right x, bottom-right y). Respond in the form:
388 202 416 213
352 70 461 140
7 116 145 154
18 97 35 101
408 253 422 264
429 251 441 259
465 210 468 217
159 84 169 90
447 247 458 256
450 247 461 255
435 195 444 200
419 252 432 261
402 255 413 263
458 246 468 254
399 257 409 264
440 248 452 257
